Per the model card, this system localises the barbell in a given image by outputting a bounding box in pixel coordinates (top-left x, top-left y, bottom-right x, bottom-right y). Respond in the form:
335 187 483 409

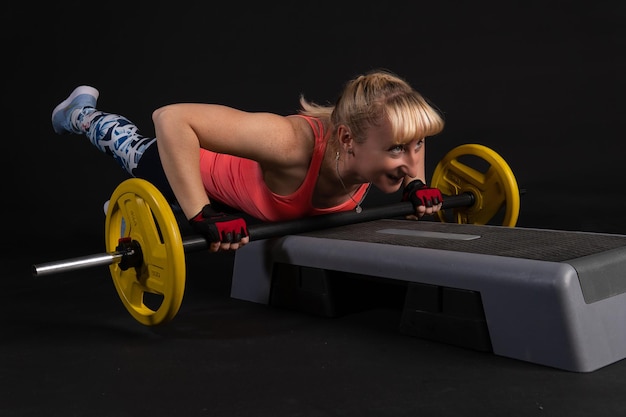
32 143 521 326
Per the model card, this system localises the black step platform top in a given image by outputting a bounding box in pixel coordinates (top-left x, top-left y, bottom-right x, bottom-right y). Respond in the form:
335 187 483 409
298 219 626 263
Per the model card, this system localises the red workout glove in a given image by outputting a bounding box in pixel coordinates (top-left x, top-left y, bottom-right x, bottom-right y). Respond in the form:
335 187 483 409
189 204 249 244
402 179 443 208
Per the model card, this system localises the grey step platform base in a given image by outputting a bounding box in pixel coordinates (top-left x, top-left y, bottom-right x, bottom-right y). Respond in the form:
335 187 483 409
230 219 626 373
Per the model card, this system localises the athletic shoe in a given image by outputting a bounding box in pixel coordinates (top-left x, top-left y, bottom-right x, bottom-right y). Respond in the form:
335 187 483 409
51 85 99 134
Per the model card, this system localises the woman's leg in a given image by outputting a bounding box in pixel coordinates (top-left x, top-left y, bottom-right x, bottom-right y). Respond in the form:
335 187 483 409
52 86 175 200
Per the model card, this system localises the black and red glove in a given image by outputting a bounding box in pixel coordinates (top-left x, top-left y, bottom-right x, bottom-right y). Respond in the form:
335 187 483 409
402 179 443 208
189 204 249 243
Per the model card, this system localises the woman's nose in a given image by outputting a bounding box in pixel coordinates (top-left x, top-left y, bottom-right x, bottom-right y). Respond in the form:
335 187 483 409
403 152 419 178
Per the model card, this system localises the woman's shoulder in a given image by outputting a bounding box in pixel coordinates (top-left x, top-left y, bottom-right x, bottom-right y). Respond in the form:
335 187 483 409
287 114 328 141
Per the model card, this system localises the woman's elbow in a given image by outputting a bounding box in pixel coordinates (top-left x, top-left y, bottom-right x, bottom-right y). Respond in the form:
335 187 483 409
152 104 178 127
152 104 189 144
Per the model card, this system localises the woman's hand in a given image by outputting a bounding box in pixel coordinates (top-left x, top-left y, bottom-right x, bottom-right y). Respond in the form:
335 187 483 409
402 179 443 220
189 205 250 252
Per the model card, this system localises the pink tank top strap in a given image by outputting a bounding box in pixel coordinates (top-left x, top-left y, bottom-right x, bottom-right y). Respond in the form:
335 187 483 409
294 115 325 140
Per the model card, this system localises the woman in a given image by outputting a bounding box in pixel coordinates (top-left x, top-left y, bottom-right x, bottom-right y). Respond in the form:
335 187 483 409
52 69 445 252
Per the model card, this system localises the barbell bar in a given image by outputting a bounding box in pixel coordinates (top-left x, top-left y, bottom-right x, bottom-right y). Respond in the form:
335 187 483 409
33 193 476 278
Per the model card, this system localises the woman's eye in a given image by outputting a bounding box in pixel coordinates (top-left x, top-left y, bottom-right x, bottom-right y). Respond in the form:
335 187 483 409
389 145 405 154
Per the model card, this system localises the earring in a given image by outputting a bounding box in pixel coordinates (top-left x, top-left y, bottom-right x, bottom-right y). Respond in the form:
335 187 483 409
336 151 340 160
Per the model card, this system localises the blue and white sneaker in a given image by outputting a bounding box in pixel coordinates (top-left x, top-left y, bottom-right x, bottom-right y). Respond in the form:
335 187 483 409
51 85 99 134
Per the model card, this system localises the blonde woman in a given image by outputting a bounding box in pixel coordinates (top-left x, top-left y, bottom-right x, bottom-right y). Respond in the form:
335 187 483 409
52 70 444 252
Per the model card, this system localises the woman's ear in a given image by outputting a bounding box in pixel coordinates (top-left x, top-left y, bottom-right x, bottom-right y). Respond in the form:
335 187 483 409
337 124 354 150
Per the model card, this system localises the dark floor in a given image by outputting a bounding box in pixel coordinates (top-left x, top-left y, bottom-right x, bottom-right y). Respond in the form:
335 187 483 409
4 217 626 417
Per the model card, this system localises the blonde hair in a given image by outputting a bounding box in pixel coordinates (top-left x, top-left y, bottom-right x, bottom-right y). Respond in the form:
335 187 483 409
299 69 444 148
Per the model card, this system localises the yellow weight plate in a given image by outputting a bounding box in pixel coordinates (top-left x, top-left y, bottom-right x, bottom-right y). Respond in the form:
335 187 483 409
105 178 186 326
431 144 520 227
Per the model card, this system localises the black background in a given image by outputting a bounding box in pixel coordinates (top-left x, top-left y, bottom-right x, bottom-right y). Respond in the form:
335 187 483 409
3 1 626 416
5 1 626 242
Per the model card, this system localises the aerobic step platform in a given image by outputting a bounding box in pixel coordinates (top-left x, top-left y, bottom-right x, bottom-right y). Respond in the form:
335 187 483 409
231 219 626 372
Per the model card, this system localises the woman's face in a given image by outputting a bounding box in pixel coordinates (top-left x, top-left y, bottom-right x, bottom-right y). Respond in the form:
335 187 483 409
348 119 425 193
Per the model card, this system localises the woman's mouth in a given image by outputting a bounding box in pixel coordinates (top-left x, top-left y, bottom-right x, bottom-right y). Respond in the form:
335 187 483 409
386 173 404 184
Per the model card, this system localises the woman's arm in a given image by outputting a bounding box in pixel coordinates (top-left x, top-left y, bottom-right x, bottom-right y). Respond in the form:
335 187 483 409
152 103 310 220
